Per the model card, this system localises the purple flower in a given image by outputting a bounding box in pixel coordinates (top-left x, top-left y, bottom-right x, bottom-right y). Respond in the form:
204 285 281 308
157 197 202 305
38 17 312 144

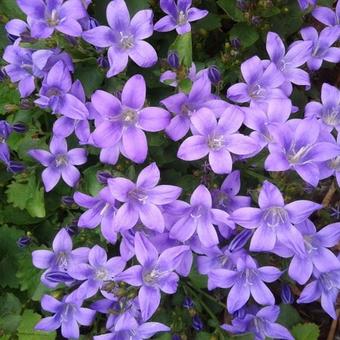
35 61 72 113
297 0 316 10
74 187 118 243
161 77 229 141
305 83 340 132
177 107 259 174
227 56 286 105
154 0 208 35
0 120 13 165
68 245 126 298
265 32 312 92
3 45 53 97
32 228 89 287
300 26 340 70
35 293 95 339
5 19 30 42
209 256 281 313
82 0 157 77
222 305 293 340
116 232 189 320
212 170 251 213
312 2 340 26
169 184 231 247
90 74 170 163
17 0 87 38
108 163 182 232
232 181 321 252
29 136 87 192
297 265 340 319
288 220 340 284
264 119 340 186
94 317 170 340
53 80 91 143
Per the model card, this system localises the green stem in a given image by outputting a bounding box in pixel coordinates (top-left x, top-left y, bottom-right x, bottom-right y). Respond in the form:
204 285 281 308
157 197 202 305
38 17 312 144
73 57 97 63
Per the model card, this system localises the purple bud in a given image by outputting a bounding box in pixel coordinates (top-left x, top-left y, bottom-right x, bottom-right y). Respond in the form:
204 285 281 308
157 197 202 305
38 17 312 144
16 236 31 248
281 284 294 304
0 120 12 139
0 68 6 81
207 65 221 84
96 171 113 184
88 16 99 29
65 220 79 236
167 51 180 68
183 297 194 309
230 37 241 49
20 99 33 110
12 122 27 133
192 315 203 331
172 335 181 340
233 307 246 319
97 55 109 68
7 33 19 43
236 0 248 11
61 196 75 206
251 16 261 25
8 161 25 174
45 271 74 283
228 229 252 252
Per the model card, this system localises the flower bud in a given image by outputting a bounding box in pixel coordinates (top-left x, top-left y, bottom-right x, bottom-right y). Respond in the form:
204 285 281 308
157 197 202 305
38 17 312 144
228 229 252 252
12 122 27 133
0 68 6 81
97 55 109 69
281 284 294 304
61 196 75 206
65 220 79 236
207 65 221 84
192 315 203 331
230 37 241 49
172 335 181 340
17 236 31 248
45 271 74 283
7 33 19 43
251 16 262 26
183 296 194 309
8 161 25 174
167 51 180 69
96 171 113 185
88 16 99 30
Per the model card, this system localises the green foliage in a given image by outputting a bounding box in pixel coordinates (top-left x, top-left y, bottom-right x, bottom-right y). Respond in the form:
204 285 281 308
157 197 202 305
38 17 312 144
217 0 244 22
0 293 22 334
291 323 320 340
170 33 193 67
277 303 302 329
229 23 259 48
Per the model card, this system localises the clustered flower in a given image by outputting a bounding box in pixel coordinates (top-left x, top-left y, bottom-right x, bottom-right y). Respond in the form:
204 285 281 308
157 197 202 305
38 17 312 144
2 0 340 339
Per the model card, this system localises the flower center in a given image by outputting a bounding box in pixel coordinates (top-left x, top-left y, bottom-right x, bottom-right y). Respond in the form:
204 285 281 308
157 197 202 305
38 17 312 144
46 87 62 98
55 154 68 167
120 33 134 49
214 190 230 209
208 135 224 150
56 251 68 268
279 59 291 72
287 145 311 164
322 105 340 127
128 189 148 204
303 236 317 254
249 84 266 99
190 205 203 219
263 207 288 228
143 268 161 285
122 109 138 125
47 9 60 26
177 10 188 25
95 267 109 281
329 157 340 170
61 303 75 322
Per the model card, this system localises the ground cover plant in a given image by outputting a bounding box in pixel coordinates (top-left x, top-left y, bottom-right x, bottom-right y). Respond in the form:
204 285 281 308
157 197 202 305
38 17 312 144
0 0 339 339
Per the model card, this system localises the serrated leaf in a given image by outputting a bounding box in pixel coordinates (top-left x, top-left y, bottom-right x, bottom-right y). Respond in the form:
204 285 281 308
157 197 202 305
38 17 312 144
18 310 56 340
291 323 320 340
217 0 244 22
170 33 192 67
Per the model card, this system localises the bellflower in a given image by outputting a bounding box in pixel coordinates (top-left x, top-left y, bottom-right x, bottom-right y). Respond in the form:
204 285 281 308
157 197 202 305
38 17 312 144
209 256 281 313
169 184 232 247
242 99 292 150
116 232 189 320
53 80 91 143
305 83 340 132
68 245 126 298
17 0 87 38
32 228 89 287
300 26 340 70
91 74 170 163
265 32 312 93
3 45 53 97
29 136 87 192
74 187 118 243
297 0 316 10
161 77 229 141
178 108 259 174
5 19 30 42
154 0 208 35
94 317 170 340
212 170 251 214
227 56 286 105
0 121 13 165
82 0 157 77
35 293 95 339
232 181 321 252
222 305 293 340
312 2 340 27
264 119 340 186
35 61 72 113
297 265 340 319
288 220 340 284
108 163 182 232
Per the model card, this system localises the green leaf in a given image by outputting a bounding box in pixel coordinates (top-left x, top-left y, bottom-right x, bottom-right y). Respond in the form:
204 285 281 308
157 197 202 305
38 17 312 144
291 323 320 340
277 303 302 329
217 0 244 22
0 293 22 334
126 0 149 15
229 23 259 48
0 0 25 19
195 13 221 31
83 165 102 196
0 81 20 115
74 63 105 97
18 310 56 340
195 332 211 340
189 268 208 289
170 33 192 67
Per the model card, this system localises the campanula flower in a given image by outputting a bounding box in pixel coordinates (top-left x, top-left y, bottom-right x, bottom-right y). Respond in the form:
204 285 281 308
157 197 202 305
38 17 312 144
312 2 340 27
